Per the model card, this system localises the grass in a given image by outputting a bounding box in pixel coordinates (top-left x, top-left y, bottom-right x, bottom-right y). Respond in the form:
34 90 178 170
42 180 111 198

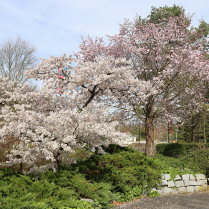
0 142 208 209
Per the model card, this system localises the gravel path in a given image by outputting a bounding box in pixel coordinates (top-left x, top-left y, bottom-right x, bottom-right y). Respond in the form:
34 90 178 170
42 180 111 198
111 188 209 209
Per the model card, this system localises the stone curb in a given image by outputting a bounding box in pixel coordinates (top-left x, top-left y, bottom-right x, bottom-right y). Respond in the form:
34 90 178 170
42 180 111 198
152 174 209 196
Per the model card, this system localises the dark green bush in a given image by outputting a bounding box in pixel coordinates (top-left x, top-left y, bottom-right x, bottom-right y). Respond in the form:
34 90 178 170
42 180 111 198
156 143 204 157
163 143 186 157
156 143 168 155
156 143 209 156
100 143 136 155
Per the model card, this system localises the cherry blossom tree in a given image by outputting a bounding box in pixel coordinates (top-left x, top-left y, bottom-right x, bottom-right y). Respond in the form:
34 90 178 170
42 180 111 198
20 12 209 159
72 12 209 156
0 73 127 174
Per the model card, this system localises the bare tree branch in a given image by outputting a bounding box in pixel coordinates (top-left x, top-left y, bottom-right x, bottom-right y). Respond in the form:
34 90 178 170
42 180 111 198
0 36 38 87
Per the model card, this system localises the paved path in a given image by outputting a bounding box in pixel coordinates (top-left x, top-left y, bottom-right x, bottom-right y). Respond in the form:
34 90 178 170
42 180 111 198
112 189 209 209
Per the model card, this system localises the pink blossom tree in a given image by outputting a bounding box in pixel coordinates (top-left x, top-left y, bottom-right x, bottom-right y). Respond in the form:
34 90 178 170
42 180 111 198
72 12 209 156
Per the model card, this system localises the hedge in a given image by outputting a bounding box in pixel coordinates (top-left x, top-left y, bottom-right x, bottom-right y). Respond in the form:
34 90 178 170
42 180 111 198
156 143 209 155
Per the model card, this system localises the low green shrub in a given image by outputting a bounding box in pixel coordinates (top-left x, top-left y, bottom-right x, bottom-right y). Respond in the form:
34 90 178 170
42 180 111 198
156 143 168 155
0 168 102 209
114 185 142 202
156 143 209 156
101 143 136 155
163 143 186 158
155 146 209 178
69 149 162 199
6 141 209 208
0 196 99 209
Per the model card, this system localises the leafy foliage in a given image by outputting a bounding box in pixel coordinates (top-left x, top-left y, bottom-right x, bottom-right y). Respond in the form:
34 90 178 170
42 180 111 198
156 144 168 155
163 143 186 158
177 110 209 143
147 191 161 197
179 147 209 176
0 141 209 208
0 167 102 209
69 149 162 199
155 146 209 179
100 143 135 155
146 4 186 24
195 19 209 38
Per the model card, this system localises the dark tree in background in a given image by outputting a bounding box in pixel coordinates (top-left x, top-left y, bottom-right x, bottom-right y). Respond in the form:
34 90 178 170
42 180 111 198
145 4 186 24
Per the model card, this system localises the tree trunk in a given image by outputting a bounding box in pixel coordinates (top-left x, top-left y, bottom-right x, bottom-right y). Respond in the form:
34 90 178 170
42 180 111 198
145 117 155 157
20 162 23 172
54 147 64 169
167 121 172 143
169 121 172 136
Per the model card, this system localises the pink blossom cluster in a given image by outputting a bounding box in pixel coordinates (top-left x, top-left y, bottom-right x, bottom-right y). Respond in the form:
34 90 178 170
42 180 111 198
74 12 209 125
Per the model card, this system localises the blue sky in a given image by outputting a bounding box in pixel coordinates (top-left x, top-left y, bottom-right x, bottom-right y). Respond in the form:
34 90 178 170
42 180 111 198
0 0 209 90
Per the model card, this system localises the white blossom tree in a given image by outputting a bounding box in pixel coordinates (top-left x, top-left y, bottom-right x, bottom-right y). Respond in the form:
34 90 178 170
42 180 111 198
6 11 208 166
0 56 128 174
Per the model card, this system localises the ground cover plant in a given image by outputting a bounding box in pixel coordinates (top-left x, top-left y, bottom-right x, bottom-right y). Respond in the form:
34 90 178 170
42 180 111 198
0 144 163 209
1 142 209 209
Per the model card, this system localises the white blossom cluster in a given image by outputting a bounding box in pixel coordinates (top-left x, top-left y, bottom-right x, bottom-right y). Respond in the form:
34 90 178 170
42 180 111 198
0 74 128 174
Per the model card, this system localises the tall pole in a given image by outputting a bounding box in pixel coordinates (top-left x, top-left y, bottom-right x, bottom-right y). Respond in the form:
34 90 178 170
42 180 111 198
138 121 141 152
204 112 206 143
167 123 169 143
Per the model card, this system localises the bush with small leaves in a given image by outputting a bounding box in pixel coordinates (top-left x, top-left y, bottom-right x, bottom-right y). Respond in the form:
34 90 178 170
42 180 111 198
100 143 136 155
163 143 186 158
